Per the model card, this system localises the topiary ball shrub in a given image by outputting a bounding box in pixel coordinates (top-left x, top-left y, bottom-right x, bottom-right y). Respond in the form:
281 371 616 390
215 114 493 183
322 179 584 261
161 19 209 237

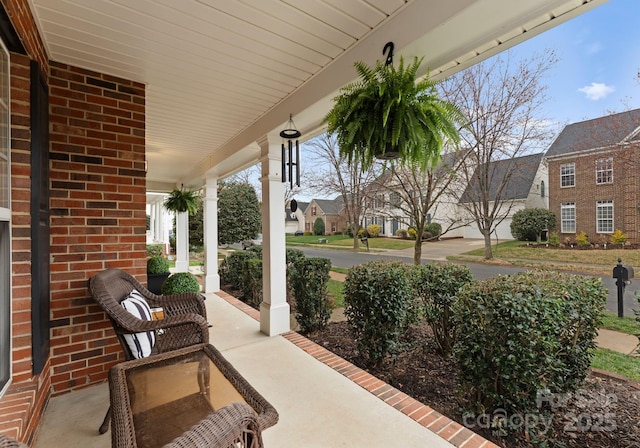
147 256 170 274
161 272 200 295
344 260 413 368
452 270 605 437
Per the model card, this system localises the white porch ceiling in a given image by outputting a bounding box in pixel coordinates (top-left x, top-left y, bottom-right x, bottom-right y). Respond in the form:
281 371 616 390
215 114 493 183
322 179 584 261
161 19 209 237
27 0 606 192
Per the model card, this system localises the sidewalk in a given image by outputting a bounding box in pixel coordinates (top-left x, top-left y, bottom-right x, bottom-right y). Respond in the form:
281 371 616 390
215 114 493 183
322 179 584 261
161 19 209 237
597 328 639 355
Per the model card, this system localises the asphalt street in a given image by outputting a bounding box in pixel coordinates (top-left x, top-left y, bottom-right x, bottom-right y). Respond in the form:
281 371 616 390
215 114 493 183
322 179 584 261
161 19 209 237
296 246 639 317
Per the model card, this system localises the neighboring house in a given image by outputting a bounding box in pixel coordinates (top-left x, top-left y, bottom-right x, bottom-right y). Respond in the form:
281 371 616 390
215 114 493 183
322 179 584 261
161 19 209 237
303 198 346 234
364 153 468 237
457 153 548 240
363 153 547 240
545 109 640 244
285 201 307 234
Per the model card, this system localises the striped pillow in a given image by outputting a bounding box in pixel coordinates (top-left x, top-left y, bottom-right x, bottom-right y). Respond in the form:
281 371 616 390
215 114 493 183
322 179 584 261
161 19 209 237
121 290 155 359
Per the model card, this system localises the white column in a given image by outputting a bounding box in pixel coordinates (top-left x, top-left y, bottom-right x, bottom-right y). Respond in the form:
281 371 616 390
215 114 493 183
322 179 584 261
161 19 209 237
203 175 220 292
154 201 162 242
149 203 156 241
175 211 189 272
258 135 290 336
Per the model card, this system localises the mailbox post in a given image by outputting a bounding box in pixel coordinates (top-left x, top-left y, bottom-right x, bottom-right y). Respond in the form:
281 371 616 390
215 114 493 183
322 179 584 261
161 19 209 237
360 236 369 252
612 258 634 318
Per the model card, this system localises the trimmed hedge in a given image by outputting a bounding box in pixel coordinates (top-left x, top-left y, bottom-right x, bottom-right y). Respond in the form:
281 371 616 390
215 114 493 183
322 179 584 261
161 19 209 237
344 260 412 367
290 257 332 333
411 262 473 355
452 270 605 435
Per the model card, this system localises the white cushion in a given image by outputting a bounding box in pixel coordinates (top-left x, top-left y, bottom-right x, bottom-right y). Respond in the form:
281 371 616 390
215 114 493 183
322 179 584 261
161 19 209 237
121 290 155 359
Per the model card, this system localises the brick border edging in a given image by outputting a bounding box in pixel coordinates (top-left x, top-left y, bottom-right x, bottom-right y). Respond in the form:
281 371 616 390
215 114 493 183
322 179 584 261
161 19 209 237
215 291 498 448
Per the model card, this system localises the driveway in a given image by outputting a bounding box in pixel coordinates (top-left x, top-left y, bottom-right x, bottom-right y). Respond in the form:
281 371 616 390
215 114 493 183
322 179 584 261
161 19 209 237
385 237 486 261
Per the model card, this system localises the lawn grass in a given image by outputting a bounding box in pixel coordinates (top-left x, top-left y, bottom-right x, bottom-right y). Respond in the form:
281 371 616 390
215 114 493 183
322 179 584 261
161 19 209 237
330 266 349 275
600 312 638 335
460 240 640 266
286 234 415 250
327 279 344 308
591 348 640 382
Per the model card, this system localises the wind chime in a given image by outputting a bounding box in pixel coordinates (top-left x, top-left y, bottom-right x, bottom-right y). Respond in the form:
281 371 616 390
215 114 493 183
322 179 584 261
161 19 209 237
280 114 301 188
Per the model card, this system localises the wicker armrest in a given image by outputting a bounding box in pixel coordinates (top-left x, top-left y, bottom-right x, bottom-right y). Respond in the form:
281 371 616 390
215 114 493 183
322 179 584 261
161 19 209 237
146 292 207 321
0 434 28 448
163 402 263 448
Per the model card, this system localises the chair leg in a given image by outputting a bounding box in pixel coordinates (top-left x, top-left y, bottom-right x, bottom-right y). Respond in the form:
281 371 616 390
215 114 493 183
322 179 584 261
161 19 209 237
99 406 111 434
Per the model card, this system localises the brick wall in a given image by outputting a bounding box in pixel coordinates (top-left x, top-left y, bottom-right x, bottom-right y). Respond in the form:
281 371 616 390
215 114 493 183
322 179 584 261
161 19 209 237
548 145 640 243
48 62 146 394
0 0 48 73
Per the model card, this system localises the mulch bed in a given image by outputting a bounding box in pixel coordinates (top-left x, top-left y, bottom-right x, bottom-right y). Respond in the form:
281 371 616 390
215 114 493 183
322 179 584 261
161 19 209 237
306 321 640 448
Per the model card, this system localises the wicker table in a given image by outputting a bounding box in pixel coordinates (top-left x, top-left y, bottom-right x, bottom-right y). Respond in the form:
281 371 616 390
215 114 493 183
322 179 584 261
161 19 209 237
109 343 278 448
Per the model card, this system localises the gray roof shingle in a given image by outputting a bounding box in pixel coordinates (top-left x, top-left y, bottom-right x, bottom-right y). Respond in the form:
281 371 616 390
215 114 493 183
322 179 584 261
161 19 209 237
460 153 543 203
546 108 640 158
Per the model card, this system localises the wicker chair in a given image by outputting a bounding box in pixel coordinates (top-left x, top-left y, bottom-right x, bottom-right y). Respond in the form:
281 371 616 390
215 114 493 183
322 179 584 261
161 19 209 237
155 402 263 448
89 268 210 435
0 434 28 448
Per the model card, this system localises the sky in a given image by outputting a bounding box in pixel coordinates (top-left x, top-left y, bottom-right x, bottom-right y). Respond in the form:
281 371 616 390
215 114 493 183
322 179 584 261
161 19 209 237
242 0 640 201
511 0 640 127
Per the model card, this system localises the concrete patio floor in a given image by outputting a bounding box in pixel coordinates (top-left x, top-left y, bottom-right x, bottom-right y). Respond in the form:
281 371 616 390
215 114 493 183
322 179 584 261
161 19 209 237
32 292 492 448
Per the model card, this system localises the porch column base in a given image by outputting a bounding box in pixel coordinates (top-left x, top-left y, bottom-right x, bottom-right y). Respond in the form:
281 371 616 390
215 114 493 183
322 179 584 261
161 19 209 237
260 301 290 336
204 273 220 293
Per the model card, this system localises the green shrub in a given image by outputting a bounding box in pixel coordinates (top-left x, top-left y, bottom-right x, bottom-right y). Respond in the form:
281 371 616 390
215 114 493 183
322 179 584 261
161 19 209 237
407 227 417 239
366 224 381 238
247 245 262 258
635 291 640 355
344 260 412 367
161 272 200 294
314 217 325 235
147 256 170 274
411 263 473 355
219 251 256 291
396 228 408 239
453 270 605 435
510 208 556 242
548 231 560 247
290 258 332 333
610 229 628 245
575 231 590 247
424 222 442 239
243 258 263 307
146 244 164 258
286 248 305 265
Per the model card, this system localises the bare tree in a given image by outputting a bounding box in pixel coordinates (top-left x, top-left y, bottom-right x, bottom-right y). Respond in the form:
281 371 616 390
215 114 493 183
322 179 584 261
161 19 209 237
439 50 557 259
371 150 469 264
305 133 379 249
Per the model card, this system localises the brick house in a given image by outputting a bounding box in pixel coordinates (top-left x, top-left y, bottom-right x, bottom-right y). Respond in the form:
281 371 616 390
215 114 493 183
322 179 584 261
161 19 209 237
545 109 640 244
303 198 347 235
0 0 603 444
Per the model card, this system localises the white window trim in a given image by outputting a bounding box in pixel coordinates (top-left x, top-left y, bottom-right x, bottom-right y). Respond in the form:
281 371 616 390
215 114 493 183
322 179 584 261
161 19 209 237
560 162 575 188
560 202 576 233
595 157 613 185
596 200 614 234
0 36 11 399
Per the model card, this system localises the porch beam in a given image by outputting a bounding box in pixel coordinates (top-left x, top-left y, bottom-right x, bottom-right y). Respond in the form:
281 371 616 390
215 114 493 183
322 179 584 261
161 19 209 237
258 136 290 336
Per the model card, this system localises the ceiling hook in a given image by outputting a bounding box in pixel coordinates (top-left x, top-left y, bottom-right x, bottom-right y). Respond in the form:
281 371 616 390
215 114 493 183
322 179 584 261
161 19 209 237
383 41 394 66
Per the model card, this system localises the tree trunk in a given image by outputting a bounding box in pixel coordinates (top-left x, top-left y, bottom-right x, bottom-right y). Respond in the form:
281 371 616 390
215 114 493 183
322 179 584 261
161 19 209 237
483 230 493 259
414 235 422 265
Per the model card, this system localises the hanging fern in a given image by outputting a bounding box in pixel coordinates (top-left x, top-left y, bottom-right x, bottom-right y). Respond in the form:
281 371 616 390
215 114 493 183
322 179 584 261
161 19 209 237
164 187 200 215
325 56 465 171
